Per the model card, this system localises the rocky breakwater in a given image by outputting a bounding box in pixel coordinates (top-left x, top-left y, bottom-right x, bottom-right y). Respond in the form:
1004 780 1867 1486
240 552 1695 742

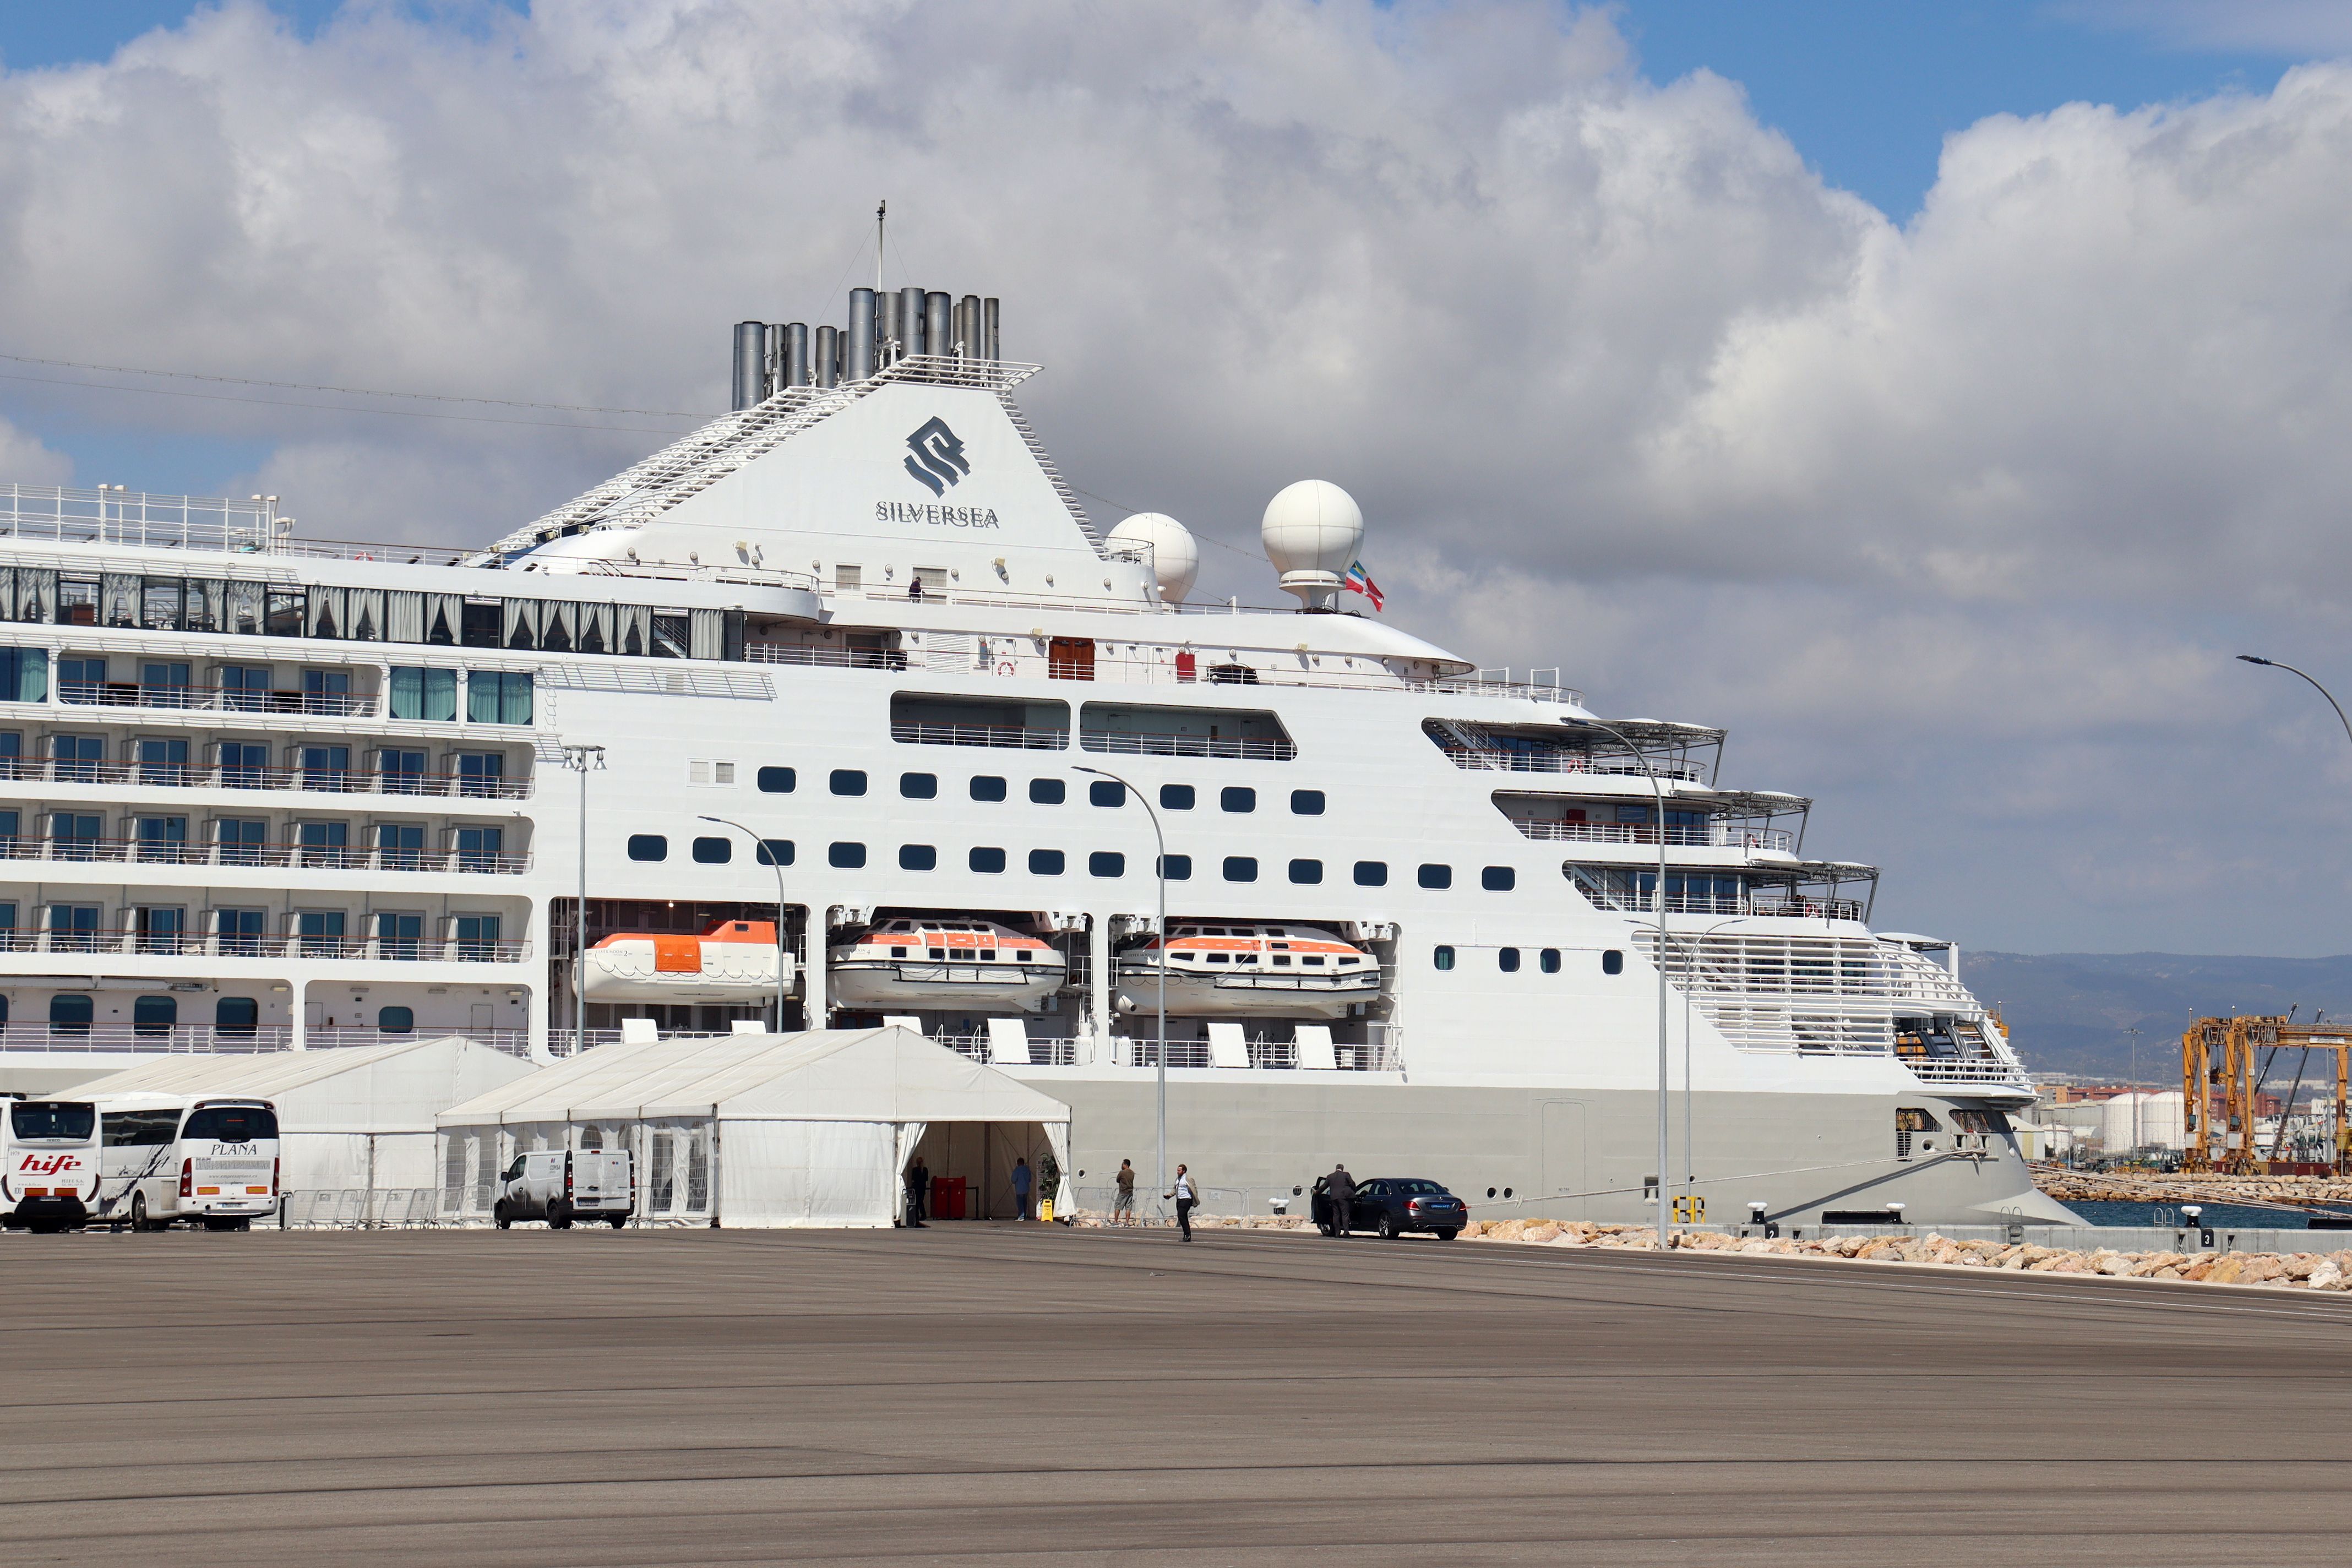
2035 1168 2352 1207
1460 1217 2352 1288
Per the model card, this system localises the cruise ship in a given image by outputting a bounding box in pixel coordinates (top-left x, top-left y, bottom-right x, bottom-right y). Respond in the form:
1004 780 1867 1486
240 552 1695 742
0 281 2071 1226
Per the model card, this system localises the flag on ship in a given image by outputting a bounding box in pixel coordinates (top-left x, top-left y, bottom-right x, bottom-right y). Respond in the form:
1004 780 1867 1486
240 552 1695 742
1343 558 1384 611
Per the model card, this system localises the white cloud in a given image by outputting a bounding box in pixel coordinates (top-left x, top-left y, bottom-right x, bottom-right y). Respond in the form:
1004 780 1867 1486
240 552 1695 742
1 0 2349 952
0 415 71 486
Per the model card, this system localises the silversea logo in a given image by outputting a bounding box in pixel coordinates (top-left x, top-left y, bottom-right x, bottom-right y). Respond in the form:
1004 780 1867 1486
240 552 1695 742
875 502 1000 528
902 416 971 496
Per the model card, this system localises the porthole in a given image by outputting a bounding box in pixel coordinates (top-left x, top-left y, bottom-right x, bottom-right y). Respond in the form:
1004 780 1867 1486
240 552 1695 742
1540 948 1561 973
1486 1187 1496 1199
1289 789 1325 815
829 841 866 869
1160 784 1196 810
1498 948 1520 972
626 834 667 862
1030 777 1066 805
1418 863 1452 890
1353 860 1387 887
1603 949 1625 976
899 843 937 870
970 846 1006 873
1219 786 1255 813
1222 855 1258 883
830 769 867 796
1482 865 1515 891
970 775 1008 802
1157 853 1194 880
1088 780 1126 808
756 839 794 866
1503 1186 1513 1199
756 766 795 793
691 836 731 864
1288 858 1323 885
1029 848 1065 875
900 772 938 799
1088 851 1125 878
1433 945 1456 971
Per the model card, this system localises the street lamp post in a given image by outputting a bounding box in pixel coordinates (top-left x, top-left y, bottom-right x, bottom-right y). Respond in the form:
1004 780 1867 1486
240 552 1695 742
699 814 792 1033
2239 655 2352 748
1680 913 1773 1197
1567 718 1674 1249
1072 764 1168 1222
558 745 606 1058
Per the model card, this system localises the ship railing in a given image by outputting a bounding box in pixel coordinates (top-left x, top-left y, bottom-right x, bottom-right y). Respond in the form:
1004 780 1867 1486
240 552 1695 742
0 1022 293 1054
1079 729 1297 761
1 836 529 874
571 557 820 592
932 1033 1079 1066
1515 821 1795 852
0 483 282 554
56 680 378 717
1109 1036 1403 1072
1439 745 1707 781
0 929 530 962
1899 1055 2035 1091
0 756 532 799
304 1026 532 1057
1581 886 1868 921
890 720 1069 750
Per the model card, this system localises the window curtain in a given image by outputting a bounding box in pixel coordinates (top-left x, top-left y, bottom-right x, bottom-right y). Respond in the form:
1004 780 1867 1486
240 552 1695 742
101 572 140 628
346 587 383 641
225 579 263 636
425 593 461 646
690 608 723 661
539 600 574 652
466 671 532 726
14 569 51 624
616 604 649 658
0 568 15 621
502 597 540 650
385 590 424 643
306 585 347 640
578 602 613 655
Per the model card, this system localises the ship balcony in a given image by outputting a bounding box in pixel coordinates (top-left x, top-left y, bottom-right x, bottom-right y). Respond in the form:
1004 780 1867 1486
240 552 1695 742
1 758 532 801
57 680 375 718
0 930 531 963
0 1023 531 1057
3 837 530 875
1512 820 1796 854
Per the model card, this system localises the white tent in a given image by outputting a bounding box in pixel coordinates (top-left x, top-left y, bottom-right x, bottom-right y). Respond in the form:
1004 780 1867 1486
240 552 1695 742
66 1036 537 1218
433 1026 1072 1228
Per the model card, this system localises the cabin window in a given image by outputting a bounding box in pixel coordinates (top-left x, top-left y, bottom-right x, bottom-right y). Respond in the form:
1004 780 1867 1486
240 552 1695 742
0 646 47 703
378 1005 414 1033
830 769 867 796
1029 778 1065 805
216 996 260 1034
1159 784 1195 810
1088 780 1126 808
466 670 533 725
1089 851 1125 878
1028 848 1065 875
1498 948 1521 972
1602 950 1625 975
388 667 458 721
756 839 794 866
1483 865 1516 891
1220 786 1255 813
1433 946 1456 971
971 775 1007 802
970 846 1006 873
1540 949 1561 973
900 772 938 799
900 844 937 870
1158 854 1193 880
1290 790 1325 815
1288 858 1322 885
1354 861 1387 886
692 836 731 864
829 842 866 868
1223 856 1258 883
757 766 796 793
1418 863 1452 889
627 835 667 862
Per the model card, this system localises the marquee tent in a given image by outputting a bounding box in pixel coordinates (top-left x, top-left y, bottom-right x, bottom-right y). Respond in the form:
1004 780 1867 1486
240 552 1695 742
66 1036 537 1218
433 1025 1072 1228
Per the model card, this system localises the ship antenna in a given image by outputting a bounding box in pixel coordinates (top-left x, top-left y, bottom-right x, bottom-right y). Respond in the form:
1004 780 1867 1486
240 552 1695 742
875 199 886 294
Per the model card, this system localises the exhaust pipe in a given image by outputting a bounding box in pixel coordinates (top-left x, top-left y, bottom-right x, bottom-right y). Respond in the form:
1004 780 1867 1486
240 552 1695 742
814 324 839 388
925 291 951 362
900 285 927 356
731 320 767 410
846 288 875 380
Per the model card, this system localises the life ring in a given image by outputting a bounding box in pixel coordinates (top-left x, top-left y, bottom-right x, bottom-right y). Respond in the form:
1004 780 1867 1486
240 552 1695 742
996 659 1017 677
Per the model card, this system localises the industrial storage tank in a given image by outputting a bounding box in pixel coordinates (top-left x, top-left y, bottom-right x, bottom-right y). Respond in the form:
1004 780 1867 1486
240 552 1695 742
2101 1090 2186 1153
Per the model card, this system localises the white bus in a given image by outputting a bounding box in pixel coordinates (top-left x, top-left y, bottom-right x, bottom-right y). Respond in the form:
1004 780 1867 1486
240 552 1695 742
99 1096 282 1232
1 1096 102 1233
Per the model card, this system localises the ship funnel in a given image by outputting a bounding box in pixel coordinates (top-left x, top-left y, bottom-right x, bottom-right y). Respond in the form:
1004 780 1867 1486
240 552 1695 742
814 324 840 388
732 320 767 411
782 322 810 388
847 287 876 380
900 285 927 356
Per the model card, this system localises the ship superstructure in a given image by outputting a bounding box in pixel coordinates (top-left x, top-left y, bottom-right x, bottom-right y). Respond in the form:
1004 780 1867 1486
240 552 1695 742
0 282 2065 1224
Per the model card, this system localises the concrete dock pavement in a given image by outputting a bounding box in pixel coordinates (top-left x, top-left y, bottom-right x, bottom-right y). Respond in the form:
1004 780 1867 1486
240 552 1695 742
6 1223 2352 1565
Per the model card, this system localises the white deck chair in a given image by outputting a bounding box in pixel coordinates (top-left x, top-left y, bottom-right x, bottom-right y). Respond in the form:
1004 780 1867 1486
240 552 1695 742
1294 1025 1339 1070
620 1017 659 1043
1207 1022 1250 1069
986 1017 1030 1064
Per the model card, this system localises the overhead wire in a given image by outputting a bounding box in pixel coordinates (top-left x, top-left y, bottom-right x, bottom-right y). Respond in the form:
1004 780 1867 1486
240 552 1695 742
0 349 701 417
0 367 698 435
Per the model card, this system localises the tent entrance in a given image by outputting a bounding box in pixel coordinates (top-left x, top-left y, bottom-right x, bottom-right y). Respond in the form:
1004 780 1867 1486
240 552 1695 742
908 1120 1061 1221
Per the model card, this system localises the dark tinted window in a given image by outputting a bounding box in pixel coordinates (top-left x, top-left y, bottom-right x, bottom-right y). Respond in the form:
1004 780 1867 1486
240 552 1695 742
10 1102 93 1141
830 769 867 796
1288 858 1323 885
1353 860 1388 886
1540 948 1562 974
627 834 667 862
1223 855 1258 883
1290 789 1325 815
900 772 938 799
1159 784 1195 810
1433 946 1456 971
1158 854 1193 880
756 839 794 866
756 766 795 793
1088 779 1126 807
692 836 731 864
1498 948 1521 972
1603 949 1625 976
1089 851 1125 877
181 1104 279 1142
1418 863 1452 889
1220 786 1255 813
829 841 866 868
1482 865 1516 891
899 843 938 870
1030 778 1065 805
970 846 1007 873
970 775 1008 802
103 1109 178 1147
1029 848 1065 875
378 1004 415 1031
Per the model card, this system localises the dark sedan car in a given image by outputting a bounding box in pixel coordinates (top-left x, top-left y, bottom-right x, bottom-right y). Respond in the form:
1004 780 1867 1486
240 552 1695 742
1311 1176 1467 1239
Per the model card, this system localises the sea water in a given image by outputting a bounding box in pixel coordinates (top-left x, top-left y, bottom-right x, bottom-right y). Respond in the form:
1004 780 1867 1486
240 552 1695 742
2064 1198 2352 1231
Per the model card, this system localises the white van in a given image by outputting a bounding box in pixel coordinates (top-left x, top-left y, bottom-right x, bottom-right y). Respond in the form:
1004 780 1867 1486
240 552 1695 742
100 1097 281 1231
493 1149 634 1229
1 1096 101 1233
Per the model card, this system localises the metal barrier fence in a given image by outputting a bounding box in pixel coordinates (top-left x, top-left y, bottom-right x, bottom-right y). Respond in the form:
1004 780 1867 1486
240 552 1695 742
278 1188 446 1228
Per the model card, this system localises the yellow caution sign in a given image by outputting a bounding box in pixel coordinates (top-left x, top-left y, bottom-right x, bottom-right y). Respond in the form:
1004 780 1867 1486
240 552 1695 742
1038 1198 1054 1224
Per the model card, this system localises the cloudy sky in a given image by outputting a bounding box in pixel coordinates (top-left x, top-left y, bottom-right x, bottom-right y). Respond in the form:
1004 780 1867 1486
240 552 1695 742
2 1 2349 956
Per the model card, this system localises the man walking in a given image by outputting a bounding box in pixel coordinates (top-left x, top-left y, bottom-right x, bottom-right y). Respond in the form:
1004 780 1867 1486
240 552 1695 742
1168 1163 1197 1242
1326 1162 1355 1238
1011 1156 1033 1221
905 1156 930 1228
1113 1159 1136 1226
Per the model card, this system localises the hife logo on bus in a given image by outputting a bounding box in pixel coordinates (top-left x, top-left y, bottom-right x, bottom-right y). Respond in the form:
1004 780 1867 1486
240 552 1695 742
16 1153 80 1177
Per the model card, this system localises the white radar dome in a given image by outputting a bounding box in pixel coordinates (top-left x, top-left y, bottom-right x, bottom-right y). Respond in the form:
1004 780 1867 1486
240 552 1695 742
1108 511 1200 604
1260 480 1363 610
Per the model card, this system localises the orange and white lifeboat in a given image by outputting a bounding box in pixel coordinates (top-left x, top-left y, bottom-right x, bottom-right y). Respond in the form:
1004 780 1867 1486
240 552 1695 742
827 918 1066 1012
580 918 793 1003
1114 923 1381 1019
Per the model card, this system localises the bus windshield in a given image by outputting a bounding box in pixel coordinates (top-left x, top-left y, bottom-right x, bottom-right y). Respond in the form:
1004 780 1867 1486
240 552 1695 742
12 1102 96 1141
180 1105 279 1142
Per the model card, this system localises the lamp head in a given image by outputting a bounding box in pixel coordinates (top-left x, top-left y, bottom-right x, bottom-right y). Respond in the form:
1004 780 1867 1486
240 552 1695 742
697 814 721 824
2238 654 2273 666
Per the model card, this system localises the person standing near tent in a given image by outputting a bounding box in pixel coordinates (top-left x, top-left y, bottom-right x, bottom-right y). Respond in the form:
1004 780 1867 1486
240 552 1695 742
1010 1156 1033 1221
905 1157 930 1227
1168 1164 1197 1242
1113 1159 1136 1226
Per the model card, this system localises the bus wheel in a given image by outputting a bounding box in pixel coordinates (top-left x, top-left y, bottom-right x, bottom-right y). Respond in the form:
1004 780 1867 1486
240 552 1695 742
130 1194 159 1233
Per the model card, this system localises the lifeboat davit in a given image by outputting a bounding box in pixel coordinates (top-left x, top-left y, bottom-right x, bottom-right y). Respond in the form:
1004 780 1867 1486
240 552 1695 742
827 918 1066 1012
1113 923 1381 1019
580 918 794 1003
